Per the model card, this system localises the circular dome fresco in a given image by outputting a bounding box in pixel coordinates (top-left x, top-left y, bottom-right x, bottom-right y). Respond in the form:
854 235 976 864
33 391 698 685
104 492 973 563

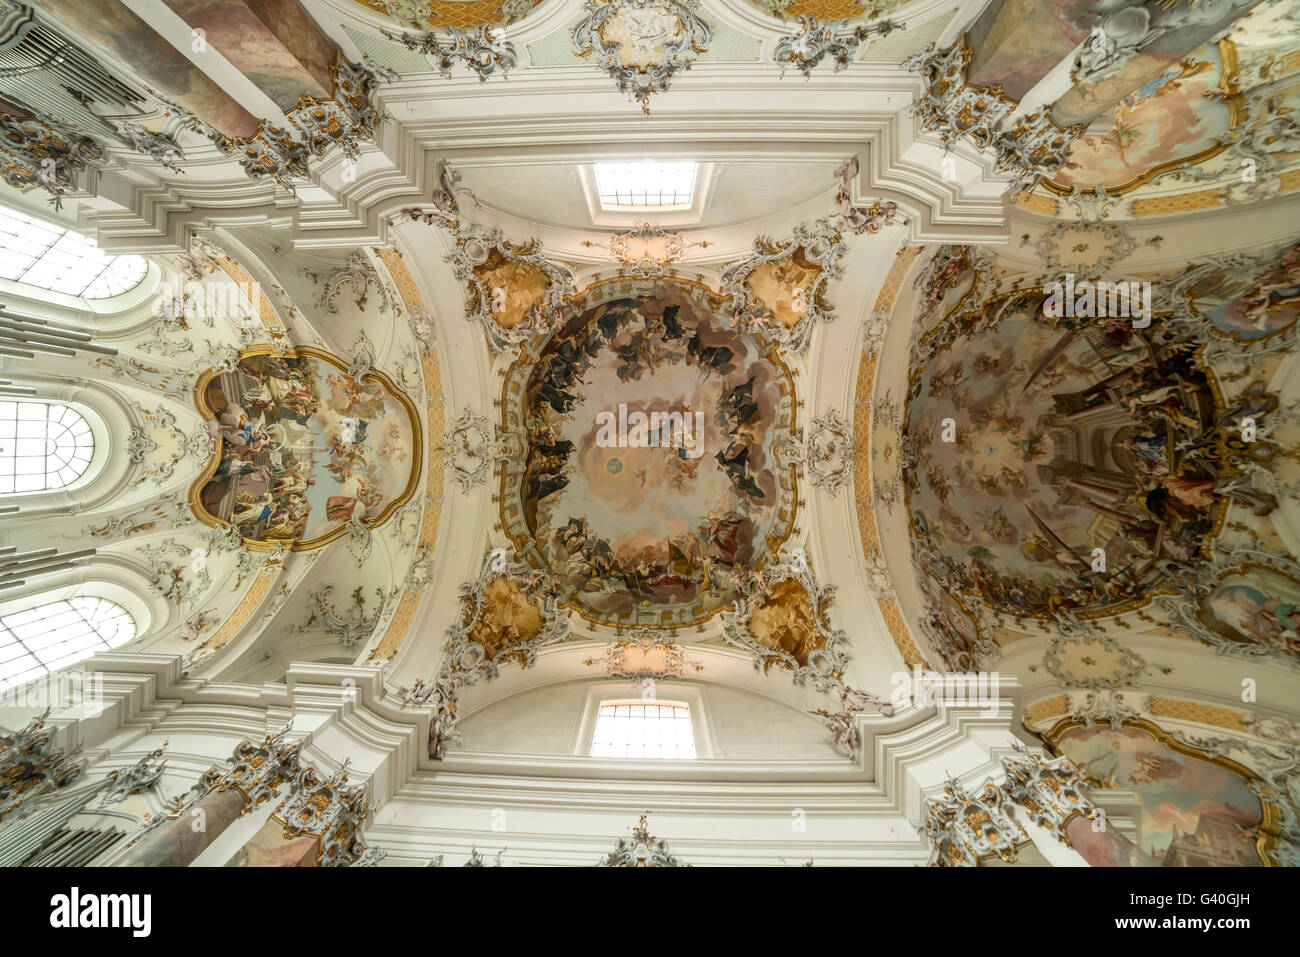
499 278 798 629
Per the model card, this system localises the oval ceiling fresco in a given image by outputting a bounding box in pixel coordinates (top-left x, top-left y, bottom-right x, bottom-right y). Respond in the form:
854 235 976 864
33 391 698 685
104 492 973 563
1045 38 1241 195
902 284 1277 624
500 278 797 628
192 346 421 549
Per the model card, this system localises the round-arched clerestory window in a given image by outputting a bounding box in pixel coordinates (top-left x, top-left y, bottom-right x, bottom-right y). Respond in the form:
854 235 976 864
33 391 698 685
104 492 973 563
0 596 136 691
0 400 94 494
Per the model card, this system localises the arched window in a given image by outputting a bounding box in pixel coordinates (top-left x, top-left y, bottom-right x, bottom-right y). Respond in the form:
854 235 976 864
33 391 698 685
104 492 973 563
0 401 94 494
0 596 136 690
0 208 146 299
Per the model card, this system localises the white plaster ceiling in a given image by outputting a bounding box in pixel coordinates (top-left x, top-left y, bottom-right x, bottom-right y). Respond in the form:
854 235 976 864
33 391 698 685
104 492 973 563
456 160 841 232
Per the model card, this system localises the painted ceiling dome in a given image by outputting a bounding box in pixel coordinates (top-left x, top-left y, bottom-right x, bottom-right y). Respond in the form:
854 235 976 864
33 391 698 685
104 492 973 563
501 279 796 628
903 283 1277 628
4 0 1300 875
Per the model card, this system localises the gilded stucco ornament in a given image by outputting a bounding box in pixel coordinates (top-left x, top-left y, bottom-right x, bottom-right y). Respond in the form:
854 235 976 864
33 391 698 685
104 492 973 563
0 712 85 824
211 121 310 193
140 725 303 835
383 25 518 82
0 744 168 866
444 223 576 355
903 39 1083 194
287 55 397 161
831 156 905 236
598 813 687 866
773 16 897 78
721 549 861 696
572 0 712 114
0 110 101 209
1000 746 1102 843
274 760 386 866
583 633 704 681
923 774 1028 866
580 221 713 277
803 408 855 497
440 547 570 686
720 219 846 355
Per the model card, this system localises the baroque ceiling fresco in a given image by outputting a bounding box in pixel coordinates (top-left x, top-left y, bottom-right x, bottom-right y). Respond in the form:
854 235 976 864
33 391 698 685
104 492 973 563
194 347 421 547
503 280 796 628
1 0 1300 880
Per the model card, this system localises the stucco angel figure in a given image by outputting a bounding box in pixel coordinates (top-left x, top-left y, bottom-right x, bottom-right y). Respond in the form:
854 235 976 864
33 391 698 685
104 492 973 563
398 677 464 760
833 156 902 234
811 708 858 756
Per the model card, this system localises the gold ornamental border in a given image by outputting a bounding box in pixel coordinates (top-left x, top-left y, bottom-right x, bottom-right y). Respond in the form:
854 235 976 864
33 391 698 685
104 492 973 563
1043 715 1281 867
496 273 801 632
188 343 424 552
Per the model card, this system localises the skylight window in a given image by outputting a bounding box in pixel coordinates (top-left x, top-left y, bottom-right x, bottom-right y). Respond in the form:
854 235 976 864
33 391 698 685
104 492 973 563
0 596 135 692
0 208 147 299
589 701 697 759
594 161 698 210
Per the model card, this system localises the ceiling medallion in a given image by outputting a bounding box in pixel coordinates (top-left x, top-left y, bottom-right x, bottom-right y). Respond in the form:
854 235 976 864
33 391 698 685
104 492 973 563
804 408 855 496
572 0 712 115
580 221 713 277
498 276 799 630
720 219 846 355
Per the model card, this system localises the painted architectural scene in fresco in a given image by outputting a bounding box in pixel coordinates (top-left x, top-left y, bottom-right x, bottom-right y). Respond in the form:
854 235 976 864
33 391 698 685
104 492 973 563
516 285 789 623
1054 724 1270 866
197 351 416 544
1186 239 1300 341
1051 40 1236 192
903 288 1277 619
